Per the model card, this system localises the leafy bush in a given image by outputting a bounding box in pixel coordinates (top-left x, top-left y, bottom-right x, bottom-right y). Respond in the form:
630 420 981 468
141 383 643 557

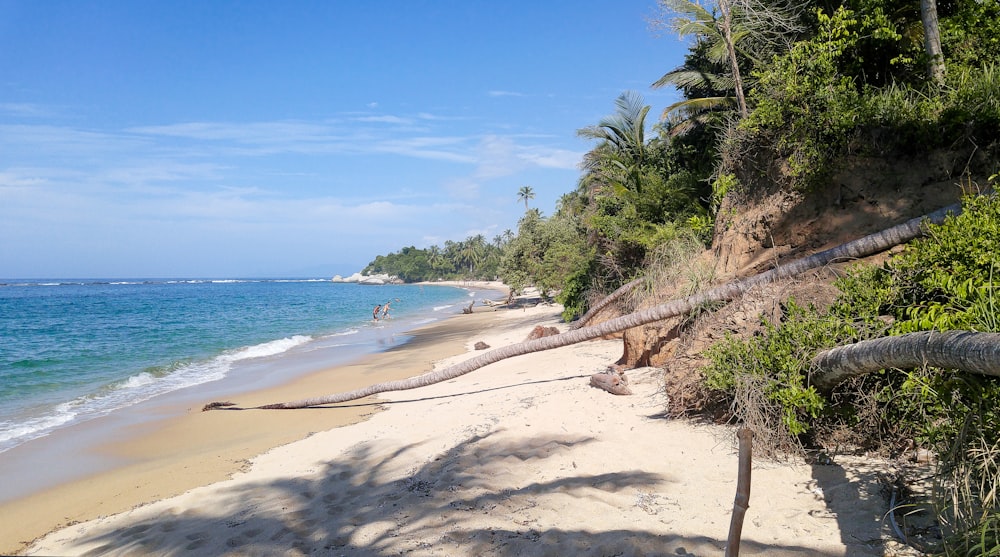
703 300 854 438
892 193 1000 334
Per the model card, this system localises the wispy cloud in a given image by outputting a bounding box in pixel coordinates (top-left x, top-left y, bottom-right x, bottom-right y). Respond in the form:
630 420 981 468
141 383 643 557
0 102 54 118
352 115 414 125
127 121 337 143
488 90 527 98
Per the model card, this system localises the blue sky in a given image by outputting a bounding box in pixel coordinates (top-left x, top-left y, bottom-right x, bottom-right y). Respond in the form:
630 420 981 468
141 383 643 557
1 1 687 278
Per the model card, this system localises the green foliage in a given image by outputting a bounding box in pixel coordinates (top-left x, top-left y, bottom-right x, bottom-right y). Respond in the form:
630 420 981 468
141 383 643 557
740 6 867 186
703 300 855 435
498 209 593 309
363 234 507 283
892 193 1000 334
556 265 592 322
732 4 1000 192
701 193 1000 441
709 173 737 214
940 0 1000 71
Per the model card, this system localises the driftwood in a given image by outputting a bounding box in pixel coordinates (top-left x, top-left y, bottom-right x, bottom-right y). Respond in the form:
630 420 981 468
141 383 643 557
571 276 644 330
589 368 633 395
811 330 1000 391
524 325 560 341
462 301 474 314
204 203 961 411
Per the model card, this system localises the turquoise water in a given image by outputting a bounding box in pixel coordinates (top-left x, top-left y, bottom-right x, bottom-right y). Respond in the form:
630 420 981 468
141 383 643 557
0 278 478 454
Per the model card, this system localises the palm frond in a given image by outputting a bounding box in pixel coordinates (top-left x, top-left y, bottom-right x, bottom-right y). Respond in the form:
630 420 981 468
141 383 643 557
653 68 734 91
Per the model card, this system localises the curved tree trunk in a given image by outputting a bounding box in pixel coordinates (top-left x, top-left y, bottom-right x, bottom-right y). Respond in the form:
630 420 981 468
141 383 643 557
570 276 645 330
206 203 960 410
811 331 1000 392
719 0 749 118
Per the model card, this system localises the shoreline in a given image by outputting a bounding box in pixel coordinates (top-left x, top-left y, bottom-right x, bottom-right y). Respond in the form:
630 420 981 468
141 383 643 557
0 307 507 555
18 299 900 556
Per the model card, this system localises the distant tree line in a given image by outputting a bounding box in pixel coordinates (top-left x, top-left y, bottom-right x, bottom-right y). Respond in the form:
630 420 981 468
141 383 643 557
362 232 512 282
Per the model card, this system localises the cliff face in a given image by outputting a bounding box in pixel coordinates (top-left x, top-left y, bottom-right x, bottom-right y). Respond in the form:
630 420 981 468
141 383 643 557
608 149 989 415
711 151 971 279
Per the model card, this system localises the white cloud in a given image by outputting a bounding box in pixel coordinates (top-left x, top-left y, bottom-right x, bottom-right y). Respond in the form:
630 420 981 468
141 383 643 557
353 115 413 125
488 90 526 98
519 147 583 170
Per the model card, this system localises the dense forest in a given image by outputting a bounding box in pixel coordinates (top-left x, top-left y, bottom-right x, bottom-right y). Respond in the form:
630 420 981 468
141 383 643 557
359 1 1000 551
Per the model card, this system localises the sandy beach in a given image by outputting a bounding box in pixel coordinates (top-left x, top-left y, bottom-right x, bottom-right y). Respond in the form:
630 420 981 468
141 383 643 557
10 302 901 556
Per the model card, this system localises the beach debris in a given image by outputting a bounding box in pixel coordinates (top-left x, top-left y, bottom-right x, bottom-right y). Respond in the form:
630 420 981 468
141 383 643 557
202 401 238 411
462 301 474 314
590 366 632 395
474 341 490 350
524 325 560 341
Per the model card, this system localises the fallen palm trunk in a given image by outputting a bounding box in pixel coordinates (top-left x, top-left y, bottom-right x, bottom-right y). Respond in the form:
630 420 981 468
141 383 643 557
811 330 1000 392
204 203 960 410
571 276 645 330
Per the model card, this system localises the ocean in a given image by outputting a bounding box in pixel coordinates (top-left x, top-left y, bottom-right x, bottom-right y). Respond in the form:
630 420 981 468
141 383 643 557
0 278 484 457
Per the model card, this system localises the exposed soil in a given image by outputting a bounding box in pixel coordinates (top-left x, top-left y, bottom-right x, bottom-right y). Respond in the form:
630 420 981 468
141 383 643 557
593 151 989 427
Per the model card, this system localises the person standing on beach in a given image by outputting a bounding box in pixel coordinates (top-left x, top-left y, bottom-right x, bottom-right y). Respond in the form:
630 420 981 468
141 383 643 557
372 304 381 321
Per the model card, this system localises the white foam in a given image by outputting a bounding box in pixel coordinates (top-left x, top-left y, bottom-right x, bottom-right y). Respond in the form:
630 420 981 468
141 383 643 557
0 335 315 454
0 412 77 451
219 335 312 363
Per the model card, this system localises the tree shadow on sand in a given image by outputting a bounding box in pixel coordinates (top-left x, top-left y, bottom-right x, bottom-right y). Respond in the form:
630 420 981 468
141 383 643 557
58 426 853 557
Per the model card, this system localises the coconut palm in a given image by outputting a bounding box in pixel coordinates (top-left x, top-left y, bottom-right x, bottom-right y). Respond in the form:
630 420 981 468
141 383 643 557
517 186 535 211
811 330 1000 392
458 235 487 277
652 0 804 128
920 0 945 85
577 91 651 195
569 276 645 329
204 202 960 411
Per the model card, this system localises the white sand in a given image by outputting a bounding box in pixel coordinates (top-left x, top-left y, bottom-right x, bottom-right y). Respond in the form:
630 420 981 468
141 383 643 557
26 304 895 556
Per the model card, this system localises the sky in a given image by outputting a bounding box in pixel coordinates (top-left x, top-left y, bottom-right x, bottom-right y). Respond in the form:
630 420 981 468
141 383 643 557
0 1 688 279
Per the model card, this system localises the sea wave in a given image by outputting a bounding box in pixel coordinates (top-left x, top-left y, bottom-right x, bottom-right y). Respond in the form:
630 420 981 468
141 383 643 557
0 335 314 454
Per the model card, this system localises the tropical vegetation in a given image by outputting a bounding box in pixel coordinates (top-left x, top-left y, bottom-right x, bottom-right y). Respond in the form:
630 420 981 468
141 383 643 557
352 1 1000 550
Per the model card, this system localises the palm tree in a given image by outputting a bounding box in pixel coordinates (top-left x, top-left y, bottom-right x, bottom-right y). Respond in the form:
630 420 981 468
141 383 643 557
577 91 651 194
462 235 487 276
920 0 945 86
811 330 1000 392
204 202 960 411
654 0 748 117
427 245 446 275
517 186 535 211
652 0 804 128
